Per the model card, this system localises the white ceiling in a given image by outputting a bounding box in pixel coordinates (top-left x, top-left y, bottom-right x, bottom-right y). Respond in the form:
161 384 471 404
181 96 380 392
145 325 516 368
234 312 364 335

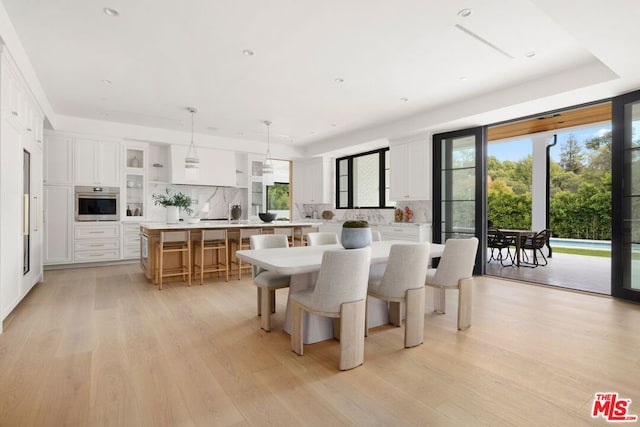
2 0 639 152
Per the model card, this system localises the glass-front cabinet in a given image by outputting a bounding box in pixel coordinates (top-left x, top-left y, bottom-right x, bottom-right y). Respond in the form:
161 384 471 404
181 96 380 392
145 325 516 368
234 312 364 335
248 154 265 219
123 143 147 219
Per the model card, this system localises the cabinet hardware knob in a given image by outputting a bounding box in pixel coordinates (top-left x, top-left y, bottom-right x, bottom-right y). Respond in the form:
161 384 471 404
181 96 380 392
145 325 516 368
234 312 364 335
12 110 18 116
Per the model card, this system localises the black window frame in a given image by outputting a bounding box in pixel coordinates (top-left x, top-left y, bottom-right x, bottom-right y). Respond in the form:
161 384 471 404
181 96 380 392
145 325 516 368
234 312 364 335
335 147 393 209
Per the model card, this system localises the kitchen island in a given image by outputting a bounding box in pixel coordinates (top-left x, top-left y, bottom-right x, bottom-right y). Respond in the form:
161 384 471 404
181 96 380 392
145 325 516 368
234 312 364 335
139 221 320 282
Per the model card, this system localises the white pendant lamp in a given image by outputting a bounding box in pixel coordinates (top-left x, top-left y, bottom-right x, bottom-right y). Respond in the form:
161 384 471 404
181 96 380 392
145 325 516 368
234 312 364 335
185 107 200 181
262 120 275 186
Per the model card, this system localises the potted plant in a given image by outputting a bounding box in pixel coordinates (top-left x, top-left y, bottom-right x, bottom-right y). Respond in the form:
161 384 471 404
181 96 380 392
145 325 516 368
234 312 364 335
152 189 193 224
341 220 371 249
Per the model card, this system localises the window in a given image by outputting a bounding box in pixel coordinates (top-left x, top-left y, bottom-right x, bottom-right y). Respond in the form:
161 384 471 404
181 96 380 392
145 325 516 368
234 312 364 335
335 148 394 209
266 182 290 211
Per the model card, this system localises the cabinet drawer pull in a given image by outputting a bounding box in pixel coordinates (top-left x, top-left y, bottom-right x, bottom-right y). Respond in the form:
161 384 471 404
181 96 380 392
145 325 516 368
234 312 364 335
89 231 105 234
26 127 32 132
89 253 105 257
90 244 105 247
12 110 18 116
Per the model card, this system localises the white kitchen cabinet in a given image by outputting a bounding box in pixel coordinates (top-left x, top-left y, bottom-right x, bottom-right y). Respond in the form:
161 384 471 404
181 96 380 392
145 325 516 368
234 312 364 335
390 139 431 201
123 142 147 220
43 185 74 264
74 223 121 262
44 133 74 185
170 145 235 186
75 138 120 186
1 49 45 330
122 223 141 259
293 157 331 204
372 223 431 243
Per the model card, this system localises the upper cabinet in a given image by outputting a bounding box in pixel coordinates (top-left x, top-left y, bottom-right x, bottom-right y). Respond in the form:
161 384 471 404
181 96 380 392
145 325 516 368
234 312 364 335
123 142 147 219
74 139 120 187
389 138 431 201
169 145 236 187
293 157 331 204
44 133 73 185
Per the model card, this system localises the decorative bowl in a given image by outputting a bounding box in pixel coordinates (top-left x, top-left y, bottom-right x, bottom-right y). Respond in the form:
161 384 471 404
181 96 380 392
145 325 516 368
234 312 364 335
184 217 200 224
258 212 277 223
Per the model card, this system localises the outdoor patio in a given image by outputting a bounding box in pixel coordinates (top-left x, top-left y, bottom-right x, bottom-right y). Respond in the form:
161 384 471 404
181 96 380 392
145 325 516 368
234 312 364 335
485 250 611 295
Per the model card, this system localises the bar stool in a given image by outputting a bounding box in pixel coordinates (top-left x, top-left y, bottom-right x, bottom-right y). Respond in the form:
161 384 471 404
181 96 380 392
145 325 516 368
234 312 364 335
155 230 191 290
294 226 319 246
230 227 262 279
273 227 294 246
193 229 229 284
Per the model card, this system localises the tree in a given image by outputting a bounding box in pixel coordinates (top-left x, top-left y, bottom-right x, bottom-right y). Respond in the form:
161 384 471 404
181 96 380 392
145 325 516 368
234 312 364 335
559 134 584 173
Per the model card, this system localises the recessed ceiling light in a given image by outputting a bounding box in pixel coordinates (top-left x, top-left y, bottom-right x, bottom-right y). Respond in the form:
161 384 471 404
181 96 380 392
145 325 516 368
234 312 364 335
525 51 536 58
334 78 344 83
331 124 337 127
400 97 408 102
101 79 112 84
459 76 468 81
458 8 472 18
103 7 120 17
207 126 218 131
243 49 254 56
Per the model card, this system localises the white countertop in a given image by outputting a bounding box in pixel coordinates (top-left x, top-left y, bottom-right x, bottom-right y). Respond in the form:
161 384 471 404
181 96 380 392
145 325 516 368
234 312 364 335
139 220 321 230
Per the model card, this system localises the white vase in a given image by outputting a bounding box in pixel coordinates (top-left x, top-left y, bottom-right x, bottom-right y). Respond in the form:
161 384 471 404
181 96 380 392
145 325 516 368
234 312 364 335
166 206 179 224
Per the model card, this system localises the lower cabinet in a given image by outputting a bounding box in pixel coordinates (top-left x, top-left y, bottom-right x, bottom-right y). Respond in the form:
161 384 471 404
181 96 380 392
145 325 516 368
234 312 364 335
122 223 141 259
372 224 431 243
44 185 73 264
74 223 121 262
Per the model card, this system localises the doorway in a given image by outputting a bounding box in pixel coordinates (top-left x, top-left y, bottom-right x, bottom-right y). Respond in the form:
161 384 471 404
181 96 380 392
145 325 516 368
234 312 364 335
485 103 612 294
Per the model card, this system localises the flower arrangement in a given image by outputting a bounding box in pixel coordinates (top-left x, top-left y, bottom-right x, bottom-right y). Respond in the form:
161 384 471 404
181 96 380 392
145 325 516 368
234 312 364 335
152 189 193 215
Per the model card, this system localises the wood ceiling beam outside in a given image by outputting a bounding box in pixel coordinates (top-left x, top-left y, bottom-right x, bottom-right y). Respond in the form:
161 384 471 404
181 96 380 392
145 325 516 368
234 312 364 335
487 102 612 141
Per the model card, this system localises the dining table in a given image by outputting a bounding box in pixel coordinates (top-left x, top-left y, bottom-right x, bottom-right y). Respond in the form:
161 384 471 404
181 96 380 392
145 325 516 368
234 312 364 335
498 229 536 266
236 240 445 344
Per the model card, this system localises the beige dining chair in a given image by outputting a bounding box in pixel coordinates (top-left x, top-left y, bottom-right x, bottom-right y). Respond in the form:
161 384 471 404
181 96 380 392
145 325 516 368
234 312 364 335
306 232 339 246
290 247 371 370
367 244 430 348
250 234 291 332
273 227 294 246
425 237 478 330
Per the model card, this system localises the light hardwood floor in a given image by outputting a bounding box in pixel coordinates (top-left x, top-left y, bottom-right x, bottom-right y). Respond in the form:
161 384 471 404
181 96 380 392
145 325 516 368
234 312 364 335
1 264 639 426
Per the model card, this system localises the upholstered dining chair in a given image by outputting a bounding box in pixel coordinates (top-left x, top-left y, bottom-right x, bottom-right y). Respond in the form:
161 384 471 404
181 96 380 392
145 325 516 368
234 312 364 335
290 247 371 370
250 234 291 332
306 232 339 246
425 237 478 330
367 244 430 348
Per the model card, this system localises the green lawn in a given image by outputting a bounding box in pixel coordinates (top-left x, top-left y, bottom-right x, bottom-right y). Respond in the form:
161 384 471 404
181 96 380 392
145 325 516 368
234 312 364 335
552 247 611 258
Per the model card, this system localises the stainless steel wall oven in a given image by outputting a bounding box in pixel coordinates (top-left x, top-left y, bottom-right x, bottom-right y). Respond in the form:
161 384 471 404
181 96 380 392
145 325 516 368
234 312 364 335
75 186 120 221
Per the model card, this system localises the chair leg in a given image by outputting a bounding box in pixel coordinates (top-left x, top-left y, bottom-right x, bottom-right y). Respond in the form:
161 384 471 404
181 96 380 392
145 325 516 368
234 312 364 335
457 277 473 331
291 302 304 356
256 287 262 316
405 287 425 348
434 287 446 314
260 287 272 332
389 301 402 327
339 300 365 370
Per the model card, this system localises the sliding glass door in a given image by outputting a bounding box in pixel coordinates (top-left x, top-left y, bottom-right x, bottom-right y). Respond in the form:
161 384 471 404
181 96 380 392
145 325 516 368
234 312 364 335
612 90 640 302
433 127 486 274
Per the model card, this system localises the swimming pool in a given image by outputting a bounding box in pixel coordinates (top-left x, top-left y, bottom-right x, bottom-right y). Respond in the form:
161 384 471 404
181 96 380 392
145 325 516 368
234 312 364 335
549 237 611 250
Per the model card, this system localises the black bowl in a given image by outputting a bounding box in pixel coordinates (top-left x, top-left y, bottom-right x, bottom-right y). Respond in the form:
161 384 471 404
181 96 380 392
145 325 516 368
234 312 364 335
258 212 277 223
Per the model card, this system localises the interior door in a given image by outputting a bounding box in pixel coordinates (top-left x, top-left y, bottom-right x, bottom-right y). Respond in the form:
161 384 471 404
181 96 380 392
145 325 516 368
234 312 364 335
433 127 486 274
612 89 640 302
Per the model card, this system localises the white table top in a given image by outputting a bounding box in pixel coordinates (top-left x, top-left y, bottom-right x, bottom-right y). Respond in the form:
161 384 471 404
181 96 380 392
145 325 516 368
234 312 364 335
236 240 445 275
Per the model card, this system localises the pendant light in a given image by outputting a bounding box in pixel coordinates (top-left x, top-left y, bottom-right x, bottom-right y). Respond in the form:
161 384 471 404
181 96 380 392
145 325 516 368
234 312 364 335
262 120 275 186
185 107 200 181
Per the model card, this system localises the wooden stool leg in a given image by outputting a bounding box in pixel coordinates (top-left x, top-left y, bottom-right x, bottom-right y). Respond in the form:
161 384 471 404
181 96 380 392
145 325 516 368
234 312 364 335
158 245 164 290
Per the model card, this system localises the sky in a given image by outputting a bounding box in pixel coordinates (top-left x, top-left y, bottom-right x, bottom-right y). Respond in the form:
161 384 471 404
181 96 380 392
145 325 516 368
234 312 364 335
488 125 611 162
